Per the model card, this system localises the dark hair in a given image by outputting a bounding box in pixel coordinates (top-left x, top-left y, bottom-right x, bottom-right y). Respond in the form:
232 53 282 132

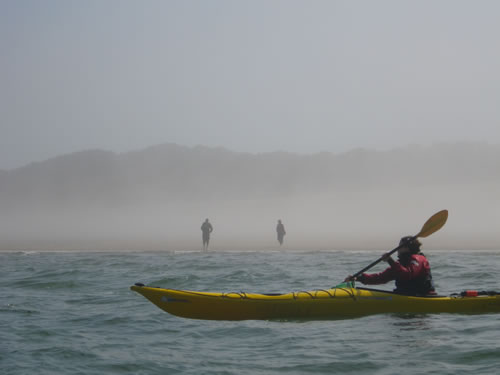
399 236 422 254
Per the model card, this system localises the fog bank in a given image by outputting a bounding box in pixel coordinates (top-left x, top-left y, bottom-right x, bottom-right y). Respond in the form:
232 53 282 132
1 143 499 251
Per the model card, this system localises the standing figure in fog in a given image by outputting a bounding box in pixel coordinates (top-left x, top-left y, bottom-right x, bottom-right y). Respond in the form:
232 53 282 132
201 218 213 251
276 220 286 246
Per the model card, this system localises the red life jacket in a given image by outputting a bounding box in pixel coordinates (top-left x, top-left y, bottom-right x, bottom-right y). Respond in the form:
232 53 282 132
361 253 435 296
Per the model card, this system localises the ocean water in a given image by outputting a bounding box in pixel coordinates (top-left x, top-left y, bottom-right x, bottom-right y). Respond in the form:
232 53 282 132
1 250 500 375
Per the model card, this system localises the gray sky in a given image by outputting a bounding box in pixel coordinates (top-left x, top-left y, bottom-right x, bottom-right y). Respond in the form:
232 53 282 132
1 0 500 170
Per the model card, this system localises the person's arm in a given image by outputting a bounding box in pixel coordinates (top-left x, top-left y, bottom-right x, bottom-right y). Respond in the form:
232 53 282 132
358 267 395 285
345 266 395 284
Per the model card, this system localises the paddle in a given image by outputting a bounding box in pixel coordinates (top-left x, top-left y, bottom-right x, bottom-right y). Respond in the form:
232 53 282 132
347 209 448 283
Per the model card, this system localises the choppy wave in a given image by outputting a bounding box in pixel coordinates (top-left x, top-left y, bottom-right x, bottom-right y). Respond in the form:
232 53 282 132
1 250 500 374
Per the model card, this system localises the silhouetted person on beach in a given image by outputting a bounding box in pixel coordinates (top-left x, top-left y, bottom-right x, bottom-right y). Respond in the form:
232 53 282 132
201 218 213 251
276 220 286 245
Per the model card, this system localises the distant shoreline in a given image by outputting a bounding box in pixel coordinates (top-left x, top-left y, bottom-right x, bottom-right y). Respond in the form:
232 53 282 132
2 143 499 253
2 233 500 252
2 246 499 253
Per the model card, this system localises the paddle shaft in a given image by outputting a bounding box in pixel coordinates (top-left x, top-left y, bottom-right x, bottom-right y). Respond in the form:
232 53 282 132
352 236 416 279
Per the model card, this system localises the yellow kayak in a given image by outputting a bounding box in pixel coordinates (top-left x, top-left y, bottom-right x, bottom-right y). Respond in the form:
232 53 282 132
130 283 500 320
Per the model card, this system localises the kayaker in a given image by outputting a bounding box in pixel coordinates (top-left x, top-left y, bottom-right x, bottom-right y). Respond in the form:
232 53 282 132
276 220 286 245
201 219 213 251
345 236 436 296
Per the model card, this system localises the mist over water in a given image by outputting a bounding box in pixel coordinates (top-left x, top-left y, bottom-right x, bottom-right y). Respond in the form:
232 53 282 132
2 3 500 374
0 143 499 251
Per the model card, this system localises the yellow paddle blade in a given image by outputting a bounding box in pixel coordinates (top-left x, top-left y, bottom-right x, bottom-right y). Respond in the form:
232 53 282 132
416 209 448 238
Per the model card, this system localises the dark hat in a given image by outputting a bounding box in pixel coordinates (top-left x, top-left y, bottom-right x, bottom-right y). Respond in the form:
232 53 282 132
399 236 422 253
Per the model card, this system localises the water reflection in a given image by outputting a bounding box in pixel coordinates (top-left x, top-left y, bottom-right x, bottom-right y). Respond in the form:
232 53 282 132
389 313 432 331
